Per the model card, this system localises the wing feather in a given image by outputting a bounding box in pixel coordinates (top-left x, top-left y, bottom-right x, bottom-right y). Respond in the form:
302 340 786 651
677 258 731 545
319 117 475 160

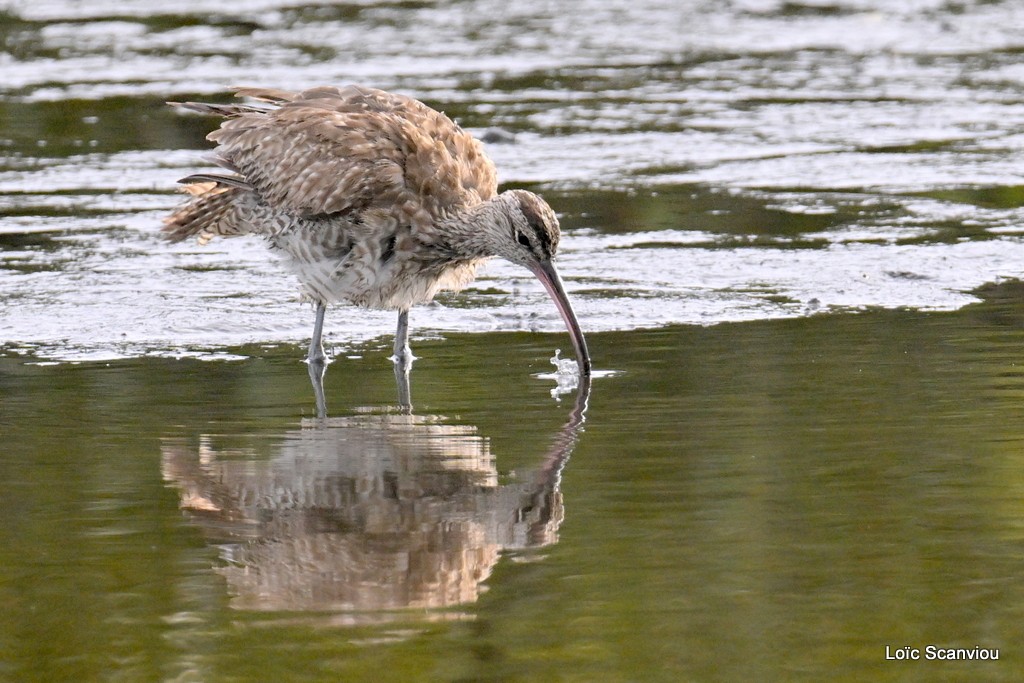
199 85 498 227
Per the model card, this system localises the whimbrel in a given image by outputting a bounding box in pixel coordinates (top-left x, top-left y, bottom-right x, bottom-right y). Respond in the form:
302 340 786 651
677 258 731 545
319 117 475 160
164 85 591 390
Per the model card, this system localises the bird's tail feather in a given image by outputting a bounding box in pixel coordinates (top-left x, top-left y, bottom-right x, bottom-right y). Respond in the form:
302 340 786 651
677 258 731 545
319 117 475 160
167 87 298 118
167 101 271 117
162 180 251 244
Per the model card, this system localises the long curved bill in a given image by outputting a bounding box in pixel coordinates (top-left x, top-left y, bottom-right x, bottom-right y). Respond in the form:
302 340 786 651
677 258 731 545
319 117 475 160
529 259 592 377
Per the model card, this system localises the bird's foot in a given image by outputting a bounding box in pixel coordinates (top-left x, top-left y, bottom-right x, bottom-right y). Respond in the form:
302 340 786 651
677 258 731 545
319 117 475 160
307 357 328 419
306 342 329 366
390 344 415 366
391 347 414 412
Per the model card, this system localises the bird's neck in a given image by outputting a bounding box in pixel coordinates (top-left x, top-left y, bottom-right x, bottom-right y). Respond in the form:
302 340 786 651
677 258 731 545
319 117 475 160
435 198 509 260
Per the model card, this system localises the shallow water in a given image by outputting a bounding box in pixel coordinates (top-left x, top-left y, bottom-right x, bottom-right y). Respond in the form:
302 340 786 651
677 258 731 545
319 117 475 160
4 0 1024 680
7 314 1024 681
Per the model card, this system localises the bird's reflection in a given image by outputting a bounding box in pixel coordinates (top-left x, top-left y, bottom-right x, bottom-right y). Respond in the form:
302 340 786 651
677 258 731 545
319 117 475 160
161 374 590 622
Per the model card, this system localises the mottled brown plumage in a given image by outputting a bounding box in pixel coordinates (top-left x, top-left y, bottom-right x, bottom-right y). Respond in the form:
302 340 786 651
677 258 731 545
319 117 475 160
164 85 590 380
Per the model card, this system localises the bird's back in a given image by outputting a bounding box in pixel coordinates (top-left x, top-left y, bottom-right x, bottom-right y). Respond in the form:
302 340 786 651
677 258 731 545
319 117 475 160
165 85 498 241
164 85 501 308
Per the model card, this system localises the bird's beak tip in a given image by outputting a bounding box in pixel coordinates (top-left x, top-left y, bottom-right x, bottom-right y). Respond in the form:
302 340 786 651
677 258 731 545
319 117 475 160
528 259 591 379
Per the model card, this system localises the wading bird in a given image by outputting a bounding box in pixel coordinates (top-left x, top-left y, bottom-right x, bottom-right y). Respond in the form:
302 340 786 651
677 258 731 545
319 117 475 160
164 85 590 406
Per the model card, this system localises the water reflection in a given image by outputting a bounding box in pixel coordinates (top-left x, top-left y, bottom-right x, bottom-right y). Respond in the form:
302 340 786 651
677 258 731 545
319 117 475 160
309 352 414 418
161 377 589 622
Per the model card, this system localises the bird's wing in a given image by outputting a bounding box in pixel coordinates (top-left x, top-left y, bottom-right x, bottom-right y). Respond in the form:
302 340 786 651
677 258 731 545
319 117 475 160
205 85 498 227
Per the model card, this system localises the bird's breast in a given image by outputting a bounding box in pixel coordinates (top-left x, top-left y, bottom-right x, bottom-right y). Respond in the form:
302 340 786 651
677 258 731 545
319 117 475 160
267 217 484 310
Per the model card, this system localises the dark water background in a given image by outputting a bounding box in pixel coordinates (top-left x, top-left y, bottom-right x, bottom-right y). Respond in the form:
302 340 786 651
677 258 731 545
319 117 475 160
5 0 1024 680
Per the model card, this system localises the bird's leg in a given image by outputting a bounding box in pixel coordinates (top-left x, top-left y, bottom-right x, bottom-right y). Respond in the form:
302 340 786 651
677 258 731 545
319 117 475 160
305 302 329 417
392 309 413 364
307 302 328 365
392 309 413 411
393 358 412 412
307 359 327 419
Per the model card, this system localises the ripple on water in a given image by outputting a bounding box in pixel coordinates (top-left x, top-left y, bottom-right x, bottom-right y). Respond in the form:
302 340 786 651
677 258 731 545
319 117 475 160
3 1 1024 360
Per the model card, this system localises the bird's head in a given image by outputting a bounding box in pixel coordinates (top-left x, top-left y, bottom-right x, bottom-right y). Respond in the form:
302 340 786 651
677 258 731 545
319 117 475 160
492 189 561 268
489 189 591 376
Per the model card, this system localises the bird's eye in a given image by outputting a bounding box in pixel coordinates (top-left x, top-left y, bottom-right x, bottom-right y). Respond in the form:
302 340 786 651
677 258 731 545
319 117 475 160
516 230 531 248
